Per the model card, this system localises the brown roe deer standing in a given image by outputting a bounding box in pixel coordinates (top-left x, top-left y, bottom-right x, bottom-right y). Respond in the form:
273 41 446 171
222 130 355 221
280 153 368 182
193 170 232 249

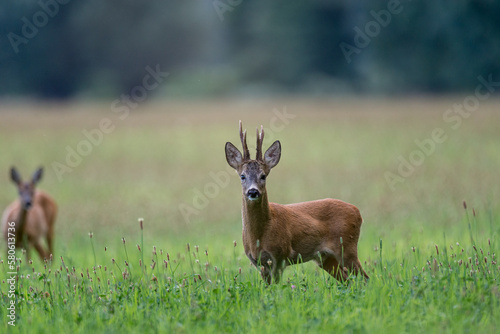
225 121 368 284
1 167 57 261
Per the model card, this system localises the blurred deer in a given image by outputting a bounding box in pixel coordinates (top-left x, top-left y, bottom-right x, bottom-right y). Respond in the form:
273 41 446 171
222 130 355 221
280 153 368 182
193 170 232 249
225 121 368 284
2 167 57 261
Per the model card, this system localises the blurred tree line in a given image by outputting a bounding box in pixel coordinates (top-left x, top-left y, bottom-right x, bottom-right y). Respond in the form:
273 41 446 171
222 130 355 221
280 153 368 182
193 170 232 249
0 0 499 99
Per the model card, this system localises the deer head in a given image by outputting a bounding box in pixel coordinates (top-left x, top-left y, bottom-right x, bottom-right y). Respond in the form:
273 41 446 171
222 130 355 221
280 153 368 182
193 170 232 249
10 167 43 211
225 121 281 202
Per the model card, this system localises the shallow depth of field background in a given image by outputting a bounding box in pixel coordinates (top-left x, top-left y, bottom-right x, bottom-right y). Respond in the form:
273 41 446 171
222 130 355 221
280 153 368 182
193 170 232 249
0 1 499 333
0 99 498 265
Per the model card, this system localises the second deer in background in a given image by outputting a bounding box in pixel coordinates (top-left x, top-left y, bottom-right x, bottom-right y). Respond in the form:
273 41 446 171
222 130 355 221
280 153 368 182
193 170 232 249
225 121 368 284
1 167 57 262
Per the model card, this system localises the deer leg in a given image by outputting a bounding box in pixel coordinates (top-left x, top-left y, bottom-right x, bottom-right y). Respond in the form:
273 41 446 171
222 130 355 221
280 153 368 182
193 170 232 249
25 246 31 263
47 230 54 259
258 251 281 284
32 241 47 262
260 267 273 284
343 255 369 280
319 256 348 282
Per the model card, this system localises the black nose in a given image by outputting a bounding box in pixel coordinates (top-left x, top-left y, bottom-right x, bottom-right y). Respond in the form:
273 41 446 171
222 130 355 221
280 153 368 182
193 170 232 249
24 201 32 209
247 189 260 199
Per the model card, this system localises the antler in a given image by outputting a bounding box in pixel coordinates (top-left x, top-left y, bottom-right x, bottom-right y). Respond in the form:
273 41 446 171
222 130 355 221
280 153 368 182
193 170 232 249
239 120 250 161
256 125 264 161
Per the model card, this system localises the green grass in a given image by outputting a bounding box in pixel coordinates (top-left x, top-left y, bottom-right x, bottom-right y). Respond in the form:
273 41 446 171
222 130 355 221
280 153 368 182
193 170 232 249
0 99 499 333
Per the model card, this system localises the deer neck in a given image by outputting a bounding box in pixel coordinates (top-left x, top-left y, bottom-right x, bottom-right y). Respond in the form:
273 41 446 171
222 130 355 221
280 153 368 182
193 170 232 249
242 192 271 242
16 207 28 235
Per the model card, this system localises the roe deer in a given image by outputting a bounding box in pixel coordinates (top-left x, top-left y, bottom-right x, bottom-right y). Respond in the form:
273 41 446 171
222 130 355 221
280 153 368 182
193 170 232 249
225 121 368 284
2 167 57 261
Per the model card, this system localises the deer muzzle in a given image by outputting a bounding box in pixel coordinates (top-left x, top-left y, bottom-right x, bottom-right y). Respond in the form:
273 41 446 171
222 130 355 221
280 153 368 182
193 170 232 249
246 188 261 200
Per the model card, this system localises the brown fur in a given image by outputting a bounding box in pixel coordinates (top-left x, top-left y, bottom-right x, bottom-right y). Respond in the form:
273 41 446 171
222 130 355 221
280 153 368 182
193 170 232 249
2 168 57 261
226 121 368 284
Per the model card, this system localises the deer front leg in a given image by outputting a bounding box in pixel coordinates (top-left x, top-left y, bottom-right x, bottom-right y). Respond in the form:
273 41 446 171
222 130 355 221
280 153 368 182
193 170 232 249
258 251 282 284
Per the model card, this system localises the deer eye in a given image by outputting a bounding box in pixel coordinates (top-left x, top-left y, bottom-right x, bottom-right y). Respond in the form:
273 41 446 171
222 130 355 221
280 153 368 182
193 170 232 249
260 174 266 181
240 174 246 181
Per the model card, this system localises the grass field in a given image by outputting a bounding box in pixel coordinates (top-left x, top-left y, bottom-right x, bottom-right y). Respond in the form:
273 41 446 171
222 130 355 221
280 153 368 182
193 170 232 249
0 98 499 333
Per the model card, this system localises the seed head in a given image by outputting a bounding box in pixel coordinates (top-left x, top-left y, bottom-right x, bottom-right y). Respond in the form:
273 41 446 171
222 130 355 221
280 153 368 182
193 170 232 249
89 232 93 239
463 201 467 209
138 218 144 230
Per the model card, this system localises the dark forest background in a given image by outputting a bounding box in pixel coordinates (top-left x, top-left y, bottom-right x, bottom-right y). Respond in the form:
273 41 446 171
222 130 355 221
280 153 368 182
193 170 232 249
1 0 499 99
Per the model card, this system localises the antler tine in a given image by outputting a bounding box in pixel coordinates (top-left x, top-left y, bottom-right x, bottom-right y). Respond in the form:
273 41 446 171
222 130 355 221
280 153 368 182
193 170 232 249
239 120 250 161
256 125 264 161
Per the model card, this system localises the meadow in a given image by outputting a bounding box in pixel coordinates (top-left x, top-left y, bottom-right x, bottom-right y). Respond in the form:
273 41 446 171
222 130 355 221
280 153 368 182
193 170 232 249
0 98 499 333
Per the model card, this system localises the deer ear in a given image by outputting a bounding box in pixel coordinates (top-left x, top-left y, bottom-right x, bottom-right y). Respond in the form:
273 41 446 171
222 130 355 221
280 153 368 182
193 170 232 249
225 142 243 170
32 167 43 184
264 140 281 169
10 167 22 185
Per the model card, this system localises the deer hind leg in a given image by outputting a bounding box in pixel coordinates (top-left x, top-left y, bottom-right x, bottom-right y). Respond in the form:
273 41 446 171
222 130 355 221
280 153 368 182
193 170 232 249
319 256 348 282
46 206 57 258
47 228 54 258
25 246 31 263
342 254 369 280
32 240 48 261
